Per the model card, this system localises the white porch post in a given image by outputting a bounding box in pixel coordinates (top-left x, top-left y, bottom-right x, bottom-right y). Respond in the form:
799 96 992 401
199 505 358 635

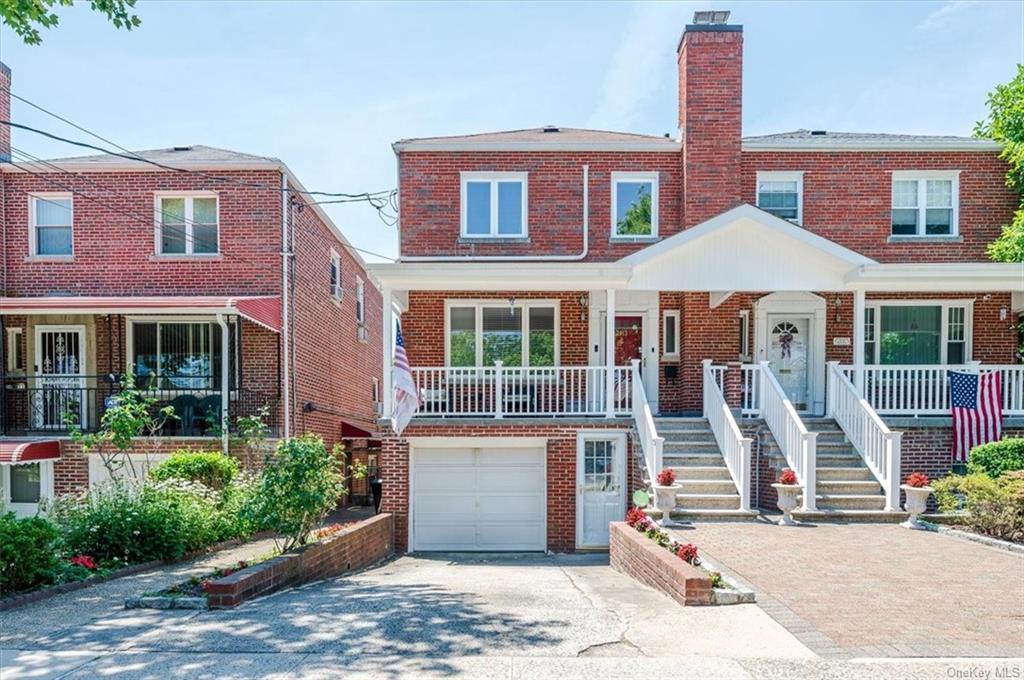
605 288 616 418
852 289 866 394
216 314 230 455
382 286 394 423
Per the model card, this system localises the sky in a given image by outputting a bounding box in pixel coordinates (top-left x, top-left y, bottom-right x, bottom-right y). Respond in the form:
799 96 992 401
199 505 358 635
2 0 1022 262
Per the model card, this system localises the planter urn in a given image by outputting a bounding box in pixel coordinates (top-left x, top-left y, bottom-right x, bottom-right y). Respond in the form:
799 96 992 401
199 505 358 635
652 484 680 526
900 484 933 529
772 483 801 526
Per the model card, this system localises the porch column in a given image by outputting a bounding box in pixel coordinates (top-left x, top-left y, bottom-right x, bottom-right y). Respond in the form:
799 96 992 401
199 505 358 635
852 289 866 393
605 289 616 418
382 286 394 424
216 314 230 455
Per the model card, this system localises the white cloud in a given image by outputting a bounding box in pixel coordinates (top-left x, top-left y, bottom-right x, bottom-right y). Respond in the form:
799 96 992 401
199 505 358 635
916 1 971 32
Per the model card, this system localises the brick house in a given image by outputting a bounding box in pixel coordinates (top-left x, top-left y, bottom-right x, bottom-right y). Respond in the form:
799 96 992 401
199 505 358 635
368 13 1024 553
0 62 383 515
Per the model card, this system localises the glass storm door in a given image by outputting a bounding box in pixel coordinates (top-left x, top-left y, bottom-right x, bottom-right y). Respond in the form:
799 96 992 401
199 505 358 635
614 316 644 364
33 326 86 430
577 437 624 547
767 315 811 412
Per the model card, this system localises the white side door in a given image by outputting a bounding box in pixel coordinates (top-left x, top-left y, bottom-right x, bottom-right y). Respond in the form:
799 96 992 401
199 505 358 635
576 432 626 549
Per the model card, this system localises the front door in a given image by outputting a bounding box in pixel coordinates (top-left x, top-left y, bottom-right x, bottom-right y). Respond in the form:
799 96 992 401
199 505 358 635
33 326 87 430
766 315 811 411
576 433 626 548
614 316 644 364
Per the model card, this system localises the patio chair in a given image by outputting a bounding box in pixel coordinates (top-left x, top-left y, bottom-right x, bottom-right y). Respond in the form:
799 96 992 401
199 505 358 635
168 394 199 435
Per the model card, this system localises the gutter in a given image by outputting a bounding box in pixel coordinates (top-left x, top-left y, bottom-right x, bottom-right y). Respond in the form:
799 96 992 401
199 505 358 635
281 172 291 438
216 313 230 455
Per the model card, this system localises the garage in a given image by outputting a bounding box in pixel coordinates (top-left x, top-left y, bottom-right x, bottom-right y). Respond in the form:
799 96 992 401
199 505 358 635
410 440 546 552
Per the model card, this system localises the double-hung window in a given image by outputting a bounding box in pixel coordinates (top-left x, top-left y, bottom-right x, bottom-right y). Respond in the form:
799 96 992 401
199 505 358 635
130 319 238 389
5 328 24 373
29 193 73 256
355 277 365 324
156 194 219 255
447 302 557 367
330 250 342 301
864 302 971 365
461 172 527 238
611 172 658 238
891 172 958 237
756 171 802 223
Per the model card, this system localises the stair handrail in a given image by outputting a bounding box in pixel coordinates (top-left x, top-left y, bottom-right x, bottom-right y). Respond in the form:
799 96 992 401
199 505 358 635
757 360 817 511
702 360 752 511
826 361 902 512
630 359 664 486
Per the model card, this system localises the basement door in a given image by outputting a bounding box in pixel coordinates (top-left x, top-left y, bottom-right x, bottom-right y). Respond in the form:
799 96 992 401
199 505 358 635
576 432 626 549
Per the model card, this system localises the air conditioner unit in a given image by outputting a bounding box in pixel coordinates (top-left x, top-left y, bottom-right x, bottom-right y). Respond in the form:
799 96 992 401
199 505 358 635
357 325 369 342
373 400 384 417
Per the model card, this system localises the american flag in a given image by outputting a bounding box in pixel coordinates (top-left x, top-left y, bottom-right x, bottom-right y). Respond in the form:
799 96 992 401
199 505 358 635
950 370 1002 462
390 324 420 435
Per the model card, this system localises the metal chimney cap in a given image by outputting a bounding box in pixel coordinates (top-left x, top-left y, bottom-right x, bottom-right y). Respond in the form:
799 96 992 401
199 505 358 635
692 10 731 25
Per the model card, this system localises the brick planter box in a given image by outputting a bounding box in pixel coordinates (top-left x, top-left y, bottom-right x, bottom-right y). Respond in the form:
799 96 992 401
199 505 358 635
609 522 712 606
205 513 394 609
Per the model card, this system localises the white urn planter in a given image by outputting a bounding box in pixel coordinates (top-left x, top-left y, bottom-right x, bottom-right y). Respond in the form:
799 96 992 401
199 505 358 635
772 483 801 526
653 484 680 526
900 485 933 529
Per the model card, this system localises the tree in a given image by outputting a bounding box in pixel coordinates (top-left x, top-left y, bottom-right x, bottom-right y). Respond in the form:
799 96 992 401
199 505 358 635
1 0 141 46
975 64 1024 263
616 191 653 236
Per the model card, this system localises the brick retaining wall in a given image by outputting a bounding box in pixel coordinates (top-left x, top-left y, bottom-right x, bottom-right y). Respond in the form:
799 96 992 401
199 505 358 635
205 513 394 608
609 521 711 606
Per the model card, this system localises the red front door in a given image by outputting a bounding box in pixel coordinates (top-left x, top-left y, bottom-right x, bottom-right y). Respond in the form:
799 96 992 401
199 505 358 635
614 316 643 365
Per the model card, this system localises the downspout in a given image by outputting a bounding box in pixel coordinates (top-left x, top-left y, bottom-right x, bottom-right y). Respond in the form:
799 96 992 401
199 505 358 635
216 313 230 455
399 164 590 262
280 172 291 438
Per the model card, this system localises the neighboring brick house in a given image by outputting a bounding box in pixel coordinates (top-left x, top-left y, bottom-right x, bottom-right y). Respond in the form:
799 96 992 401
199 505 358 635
0 63 383 515
369 13 1024 553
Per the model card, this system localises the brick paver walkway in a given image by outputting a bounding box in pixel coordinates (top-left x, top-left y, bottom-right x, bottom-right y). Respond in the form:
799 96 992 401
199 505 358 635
670 521 1024 659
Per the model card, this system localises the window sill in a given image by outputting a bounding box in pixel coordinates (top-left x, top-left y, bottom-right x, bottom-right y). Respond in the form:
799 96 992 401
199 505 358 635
458 236 531 244
609 236 660 243
24 255 74 263
887 235 962 244
149 254 224 262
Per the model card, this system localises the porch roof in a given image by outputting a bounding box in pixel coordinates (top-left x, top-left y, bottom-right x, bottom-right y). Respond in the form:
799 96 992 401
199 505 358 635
0 295 282 333
0 439 61 465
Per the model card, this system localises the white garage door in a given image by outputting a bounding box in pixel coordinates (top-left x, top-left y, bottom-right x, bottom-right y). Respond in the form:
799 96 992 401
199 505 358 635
412 446 546 551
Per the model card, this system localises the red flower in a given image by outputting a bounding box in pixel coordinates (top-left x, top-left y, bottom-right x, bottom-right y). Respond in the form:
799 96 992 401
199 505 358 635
656 469 676 486
675 543 700 564
69 554 98 570
778 468 798 486
200 579 213 592
625 507 647 527
905 472 930 488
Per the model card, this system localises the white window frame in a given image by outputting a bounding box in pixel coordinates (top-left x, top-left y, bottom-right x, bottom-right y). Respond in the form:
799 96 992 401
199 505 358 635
28 192 74 257
738 310 751 362
2 461 54 516
153 192 220 256
756 171 803 225
355 276 366 324
443 299 560 367
890 170 960 238
5 327 24 372
459 171 529 238
125 316 240 390
610 172 659 239
330 249 343 302
661 310 680 359
864 299 973 365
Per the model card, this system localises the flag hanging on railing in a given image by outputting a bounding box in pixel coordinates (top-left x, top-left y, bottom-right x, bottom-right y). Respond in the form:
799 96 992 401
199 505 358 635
391 324 420 435
949 370 1002 462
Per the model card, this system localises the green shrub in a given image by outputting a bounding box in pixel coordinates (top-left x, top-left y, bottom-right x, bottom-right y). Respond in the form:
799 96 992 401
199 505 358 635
149 449 240 490
933 471 1024 543
0 513 61 593
246 434 344 551
968 438 1024 478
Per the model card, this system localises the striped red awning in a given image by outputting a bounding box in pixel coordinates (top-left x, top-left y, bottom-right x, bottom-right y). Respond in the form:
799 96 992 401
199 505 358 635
0 439 61 465
0 296 281 333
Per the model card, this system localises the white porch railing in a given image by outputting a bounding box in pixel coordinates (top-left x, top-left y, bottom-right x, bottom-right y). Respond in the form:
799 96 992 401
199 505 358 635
758 360 817 511
411 364 633 418
702 360 752 511
827 362 902 511
841 363 1024 416
741 363 761 416
631 359 664 486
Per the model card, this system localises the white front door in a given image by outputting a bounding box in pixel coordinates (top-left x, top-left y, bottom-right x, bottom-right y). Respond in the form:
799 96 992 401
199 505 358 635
576 432 626 548
33 326 87 430
767 314 811 412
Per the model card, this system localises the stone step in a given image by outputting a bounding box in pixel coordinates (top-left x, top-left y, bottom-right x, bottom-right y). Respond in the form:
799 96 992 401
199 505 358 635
800 493 887 511
660 430 717 442
812 431 850 444
663 439 722 452
815 466 876 482
791 509 907 523
667 508 759 522
674 492 742 510
816 480 884 495
663 453 728 467
653 419 711 432
801 418 844 431
677 479 739 495
672 465 733 481
815 452 868 467
761 439 855 452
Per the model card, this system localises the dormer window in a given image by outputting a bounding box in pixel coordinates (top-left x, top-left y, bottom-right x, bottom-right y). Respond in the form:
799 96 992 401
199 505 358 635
891 171 959 237
756 171 803 224
461 172 527 238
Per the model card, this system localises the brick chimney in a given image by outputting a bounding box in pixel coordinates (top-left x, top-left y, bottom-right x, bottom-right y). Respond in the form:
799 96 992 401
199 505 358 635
677 11 743 226
0 62 10 162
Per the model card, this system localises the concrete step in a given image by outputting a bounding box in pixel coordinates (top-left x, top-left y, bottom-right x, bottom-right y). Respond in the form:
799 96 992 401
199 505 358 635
801 493 887 511
815 452 867 467
762 439 855 452
673 465 733 481
815 466 876 482
653 419 710 432
660 431 717 443
678 479 739 495
663 439 722 452
812 431 850 444
791 509 908 523
816 480 884 495
674 492 741 510
663 453 728 467
667 508 759 522
801 418 844 431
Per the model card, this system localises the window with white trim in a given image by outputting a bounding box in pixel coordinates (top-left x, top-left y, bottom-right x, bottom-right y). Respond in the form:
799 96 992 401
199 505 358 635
756 171 802 224
738 310 751 362
330 250 342 301
355 277 365 324
447 301 558 367
461 172 527 237
130 319 238 389
611 172 658 237
156 194 219 254
864 302 971 365
29 194 73 256
5 328 24 373
891 172 958 237
662 310 679 358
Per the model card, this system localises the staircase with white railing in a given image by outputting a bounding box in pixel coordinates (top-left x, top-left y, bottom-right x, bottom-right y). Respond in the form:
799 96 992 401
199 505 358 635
757 360 818 511
701 360 752 512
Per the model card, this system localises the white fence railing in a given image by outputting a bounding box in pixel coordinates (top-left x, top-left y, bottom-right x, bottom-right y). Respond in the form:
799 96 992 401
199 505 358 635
741 364 761 416
702 360 752 511
827 362 902 511
412 364 633 418
758 360 817 511
841 363 1024 416
631 359 663 486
